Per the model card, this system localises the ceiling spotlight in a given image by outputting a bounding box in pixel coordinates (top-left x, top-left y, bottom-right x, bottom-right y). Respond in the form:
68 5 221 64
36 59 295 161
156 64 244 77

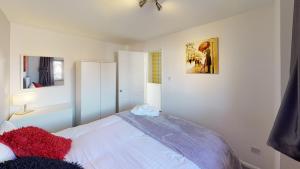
139 0 147 8
139 0 163 11
155 0 162 11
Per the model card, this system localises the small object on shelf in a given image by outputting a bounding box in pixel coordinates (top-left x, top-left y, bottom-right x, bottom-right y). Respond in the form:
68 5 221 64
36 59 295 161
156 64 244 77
12 92 36 115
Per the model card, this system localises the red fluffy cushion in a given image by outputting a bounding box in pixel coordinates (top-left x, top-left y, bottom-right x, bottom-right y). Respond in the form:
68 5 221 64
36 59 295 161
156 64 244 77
0 126 71 160
33 82 43 88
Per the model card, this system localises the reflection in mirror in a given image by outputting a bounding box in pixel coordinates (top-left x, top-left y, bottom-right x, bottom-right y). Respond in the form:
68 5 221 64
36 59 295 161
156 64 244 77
23 56 64 89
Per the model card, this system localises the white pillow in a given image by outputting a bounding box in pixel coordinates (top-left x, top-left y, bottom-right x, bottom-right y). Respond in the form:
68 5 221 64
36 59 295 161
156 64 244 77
0 121 17 135
0 144 15 162
0 121 17 163
131 104 160 117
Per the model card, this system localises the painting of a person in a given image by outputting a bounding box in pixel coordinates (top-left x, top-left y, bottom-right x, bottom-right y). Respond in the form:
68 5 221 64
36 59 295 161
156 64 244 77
205 49 212 73
185 38 218 74
199 41 212 73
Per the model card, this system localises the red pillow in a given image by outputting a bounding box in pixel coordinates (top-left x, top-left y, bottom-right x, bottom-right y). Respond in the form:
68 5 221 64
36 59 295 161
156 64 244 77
0 126 71 160
33 82 43 88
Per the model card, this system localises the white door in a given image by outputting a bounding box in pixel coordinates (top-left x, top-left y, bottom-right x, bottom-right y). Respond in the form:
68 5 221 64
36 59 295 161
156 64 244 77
80 62 101 124
100 63 117 118
118 51 147 112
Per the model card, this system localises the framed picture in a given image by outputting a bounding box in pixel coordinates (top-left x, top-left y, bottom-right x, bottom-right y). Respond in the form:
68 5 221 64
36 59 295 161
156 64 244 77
185 38 219 74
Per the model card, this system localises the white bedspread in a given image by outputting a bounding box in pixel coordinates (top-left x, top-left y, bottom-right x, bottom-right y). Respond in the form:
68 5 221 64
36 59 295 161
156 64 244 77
56 115 199 169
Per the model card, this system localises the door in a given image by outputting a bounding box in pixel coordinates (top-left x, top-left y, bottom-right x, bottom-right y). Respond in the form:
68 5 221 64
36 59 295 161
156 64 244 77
100 63 117 118
80 62 101 124
118 51 147 112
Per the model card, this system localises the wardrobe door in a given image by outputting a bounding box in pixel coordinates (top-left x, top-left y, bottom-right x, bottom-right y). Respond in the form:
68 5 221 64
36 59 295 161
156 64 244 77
79 62 101 124
100 63 116 118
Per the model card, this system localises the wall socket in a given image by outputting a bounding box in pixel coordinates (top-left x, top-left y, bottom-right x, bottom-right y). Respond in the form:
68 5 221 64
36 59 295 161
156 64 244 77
250 147 261 155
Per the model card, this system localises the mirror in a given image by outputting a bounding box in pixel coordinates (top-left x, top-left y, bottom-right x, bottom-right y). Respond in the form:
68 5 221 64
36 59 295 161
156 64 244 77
22 56 64 89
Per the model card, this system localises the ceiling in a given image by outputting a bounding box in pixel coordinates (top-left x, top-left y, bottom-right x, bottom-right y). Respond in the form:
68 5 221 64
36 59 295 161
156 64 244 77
0 0 273 44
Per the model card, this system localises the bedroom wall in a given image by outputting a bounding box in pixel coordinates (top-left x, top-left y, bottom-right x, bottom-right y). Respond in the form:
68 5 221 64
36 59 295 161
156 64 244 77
9 23 126 115
0 9 10 121
129 3 280 169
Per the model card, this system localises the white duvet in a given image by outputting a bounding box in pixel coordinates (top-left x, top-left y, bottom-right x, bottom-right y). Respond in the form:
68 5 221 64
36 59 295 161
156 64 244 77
56 115 200 169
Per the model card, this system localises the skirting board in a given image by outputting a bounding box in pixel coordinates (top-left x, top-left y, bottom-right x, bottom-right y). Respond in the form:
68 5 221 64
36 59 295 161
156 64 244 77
240 160 261 169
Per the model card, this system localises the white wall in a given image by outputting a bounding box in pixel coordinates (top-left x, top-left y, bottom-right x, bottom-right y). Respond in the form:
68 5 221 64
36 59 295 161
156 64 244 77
129 3 280 169
278 0 300 168
10 23 125 115
0 9 10 121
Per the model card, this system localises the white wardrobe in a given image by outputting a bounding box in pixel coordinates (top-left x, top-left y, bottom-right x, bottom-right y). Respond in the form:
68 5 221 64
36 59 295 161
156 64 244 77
76 61 116 125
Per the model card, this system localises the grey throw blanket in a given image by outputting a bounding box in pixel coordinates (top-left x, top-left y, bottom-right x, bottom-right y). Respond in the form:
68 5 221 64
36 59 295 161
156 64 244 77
117 112 241 169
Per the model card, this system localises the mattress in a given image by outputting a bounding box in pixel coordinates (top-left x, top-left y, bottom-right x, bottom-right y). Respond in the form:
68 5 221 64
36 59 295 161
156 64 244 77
56 113 241 169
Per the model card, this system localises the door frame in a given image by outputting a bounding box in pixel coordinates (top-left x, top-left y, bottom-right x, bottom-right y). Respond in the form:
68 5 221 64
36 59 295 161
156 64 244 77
146 49 163 111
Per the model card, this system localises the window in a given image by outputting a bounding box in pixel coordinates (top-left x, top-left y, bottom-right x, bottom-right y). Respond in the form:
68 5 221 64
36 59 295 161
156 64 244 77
53 60 64 81
148 51 161 84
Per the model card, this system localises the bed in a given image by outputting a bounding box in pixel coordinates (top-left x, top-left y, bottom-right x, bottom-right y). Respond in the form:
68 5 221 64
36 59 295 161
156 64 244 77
56 111 242 169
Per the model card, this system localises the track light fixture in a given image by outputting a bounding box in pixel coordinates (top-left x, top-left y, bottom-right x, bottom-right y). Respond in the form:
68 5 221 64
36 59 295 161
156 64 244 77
139 0 163 11
139 0 147 8
155 0 162 11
